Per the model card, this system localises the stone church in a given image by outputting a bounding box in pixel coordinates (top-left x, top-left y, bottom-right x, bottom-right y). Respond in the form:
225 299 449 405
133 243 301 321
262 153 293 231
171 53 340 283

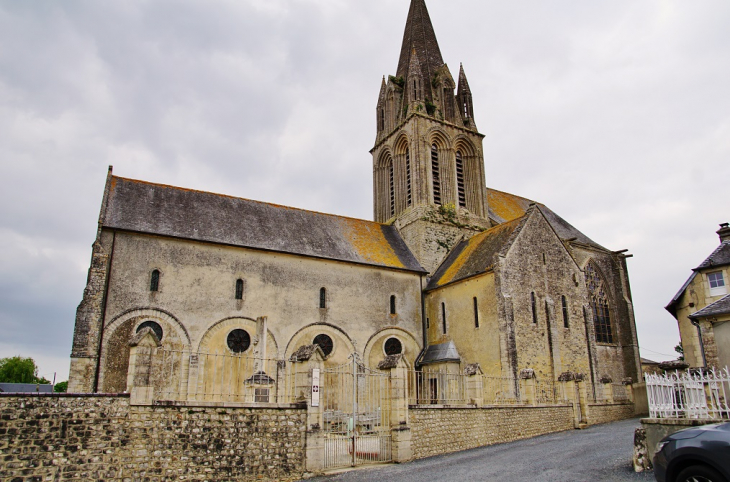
68 0 641 396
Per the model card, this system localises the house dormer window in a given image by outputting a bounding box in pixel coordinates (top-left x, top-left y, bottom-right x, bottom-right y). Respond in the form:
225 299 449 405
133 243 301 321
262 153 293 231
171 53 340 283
708 271 726 296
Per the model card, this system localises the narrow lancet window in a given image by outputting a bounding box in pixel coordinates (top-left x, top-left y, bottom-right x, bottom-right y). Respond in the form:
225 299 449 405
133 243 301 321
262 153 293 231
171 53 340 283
431 144 441 205
150 270 160 292
442 302 447 334
406 149 412 207
562 295 569 328
456 151 466 207
320 288 327 309
389 160 395 217
531 292 538 324
390 295 396 315
473 297 479 328
235 279 244 300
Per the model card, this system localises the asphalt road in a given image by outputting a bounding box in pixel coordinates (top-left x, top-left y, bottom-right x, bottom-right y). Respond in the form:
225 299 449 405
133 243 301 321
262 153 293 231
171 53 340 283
302 418 655 482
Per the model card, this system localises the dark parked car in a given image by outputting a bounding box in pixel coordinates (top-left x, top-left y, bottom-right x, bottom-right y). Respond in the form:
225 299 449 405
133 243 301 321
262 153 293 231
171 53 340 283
654 422 730 482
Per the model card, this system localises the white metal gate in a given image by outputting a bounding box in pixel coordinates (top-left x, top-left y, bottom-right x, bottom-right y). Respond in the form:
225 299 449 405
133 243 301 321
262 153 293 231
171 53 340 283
321 354 392 469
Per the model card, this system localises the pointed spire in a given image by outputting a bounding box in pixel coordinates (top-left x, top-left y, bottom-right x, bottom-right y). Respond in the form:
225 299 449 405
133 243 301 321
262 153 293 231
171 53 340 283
457 63 471 95
396 0 444 99
378 76 387 105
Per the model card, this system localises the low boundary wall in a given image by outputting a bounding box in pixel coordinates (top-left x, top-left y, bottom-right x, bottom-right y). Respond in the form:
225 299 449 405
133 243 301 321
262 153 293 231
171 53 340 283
0 394 307 482
410 405 574 459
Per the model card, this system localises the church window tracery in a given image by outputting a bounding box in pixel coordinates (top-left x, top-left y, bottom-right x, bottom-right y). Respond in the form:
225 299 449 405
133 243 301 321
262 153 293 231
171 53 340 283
227 329 251 353
313 334 334 357
456 151 466 208
431 144 441 205
384 337 403 356
150 270 160 292
585 262 614 344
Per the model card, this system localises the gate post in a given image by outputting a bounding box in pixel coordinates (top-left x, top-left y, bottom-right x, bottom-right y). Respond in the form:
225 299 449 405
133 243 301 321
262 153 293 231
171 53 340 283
378 354 412 463
519 369 536 406
289 344 326 472
558 372 580 428
465 364 484 406
576 375 591 424
601 376 614 403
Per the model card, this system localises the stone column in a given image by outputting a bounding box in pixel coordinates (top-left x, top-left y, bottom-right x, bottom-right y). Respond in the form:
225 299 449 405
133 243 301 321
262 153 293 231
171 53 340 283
559 372 579 428
600 376 614 403
127 328 161 406
576 378 590 424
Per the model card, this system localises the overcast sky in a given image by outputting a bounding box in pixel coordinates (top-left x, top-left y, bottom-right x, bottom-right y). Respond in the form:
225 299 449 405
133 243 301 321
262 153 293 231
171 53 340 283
1 0 729 382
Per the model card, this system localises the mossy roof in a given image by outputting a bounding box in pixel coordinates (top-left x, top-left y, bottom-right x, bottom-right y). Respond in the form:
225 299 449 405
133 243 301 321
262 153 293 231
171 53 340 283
690 294 730 320
103 176 426 273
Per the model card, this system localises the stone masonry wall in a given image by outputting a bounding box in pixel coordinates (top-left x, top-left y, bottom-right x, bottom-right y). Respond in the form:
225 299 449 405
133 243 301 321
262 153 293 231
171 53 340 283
410 405 574 459
588 402 635 426
0 395 307 482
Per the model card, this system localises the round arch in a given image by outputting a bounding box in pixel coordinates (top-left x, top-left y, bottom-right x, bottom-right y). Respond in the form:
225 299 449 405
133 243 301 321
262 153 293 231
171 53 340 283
363 327 420 369
197 316 279 357
98 308 190 393
284 322 356 366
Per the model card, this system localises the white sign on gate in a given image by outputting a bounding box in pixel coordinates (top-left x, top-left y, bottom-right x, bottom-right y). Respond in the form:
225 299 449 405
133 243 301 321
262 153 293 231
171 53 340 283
311 368 320 407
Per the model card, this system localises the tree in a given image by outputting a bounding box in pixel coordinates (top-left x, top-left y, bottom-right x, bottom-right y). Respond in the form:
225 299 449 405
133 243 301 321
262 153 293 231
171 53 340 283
54 381 68 393
0 356 48 384
675 342 685 361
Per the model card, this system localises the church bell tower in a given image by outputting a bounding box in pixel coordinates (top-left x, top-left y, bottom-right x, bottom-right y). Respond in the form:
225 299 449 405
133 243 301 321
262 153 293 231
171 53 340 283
372 0 491 274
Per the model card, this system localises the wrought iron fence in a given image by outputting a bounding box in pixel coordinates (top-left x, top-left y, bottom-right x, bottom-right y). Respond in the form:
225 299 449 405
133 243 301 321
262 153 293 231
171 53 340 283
143 348 297 404
408 369 468 405
482 376 522 405
646 367 730 419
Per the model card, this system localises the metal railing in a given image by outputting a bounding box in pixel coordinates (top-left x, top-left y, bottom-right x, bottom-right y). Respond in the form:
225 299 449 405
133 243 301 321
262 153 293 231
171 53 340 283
143 348 297 404
408 369 468 405
647 367 730 419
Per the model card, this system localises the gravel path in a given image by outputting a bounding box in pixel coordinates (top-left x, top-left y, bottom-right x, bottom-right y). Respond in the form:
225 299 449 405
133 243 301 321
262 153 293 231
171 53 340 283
302 418 655 482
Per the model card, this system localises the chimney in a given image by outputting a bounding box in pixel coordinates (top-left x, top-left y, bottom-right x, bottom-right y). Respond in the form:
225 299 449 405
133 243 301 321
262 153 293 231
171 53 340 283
718 223 730 243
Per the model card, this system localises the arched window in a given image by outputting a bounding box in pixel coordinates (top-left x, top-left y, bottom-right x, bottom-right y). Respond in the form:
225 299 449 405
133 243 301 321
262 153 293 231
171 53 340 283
456 151 466 208
431 144 441 205
405 149 412 207
531 292 538 324
389 159 395 217
235 279 244 300
562 295 569 328
585 262 613 343
390 295 397 315
441 302 447 334
150 270 160 292
137 321 163 341
319 288 327 309
473 297 479 328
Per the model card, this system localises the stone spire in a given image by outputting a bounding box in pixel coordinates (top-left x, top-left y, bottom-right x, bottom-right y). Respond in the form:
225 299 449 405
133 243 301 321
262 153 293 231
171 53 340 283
457 63 476 128
396 0 445 101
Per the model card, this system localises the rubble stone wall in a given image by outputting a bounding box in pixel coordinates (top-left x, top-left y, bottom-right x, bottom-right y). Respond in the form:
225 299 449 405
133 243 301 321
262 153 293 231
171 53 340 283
588 402 636 426
0 395 307 482
410 405 574 459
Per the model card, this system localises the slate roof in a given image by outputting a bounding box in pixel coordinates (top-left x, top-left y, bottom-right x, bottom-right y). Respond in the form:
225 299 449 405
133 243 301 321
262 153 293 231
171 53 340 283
419 341 461 365
640 358 659 365
427 216 525 290
695 241 730 270
689 294 730 320
487 189 605 250
665 241 730 317
103 176 426 273
0 383 53 394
